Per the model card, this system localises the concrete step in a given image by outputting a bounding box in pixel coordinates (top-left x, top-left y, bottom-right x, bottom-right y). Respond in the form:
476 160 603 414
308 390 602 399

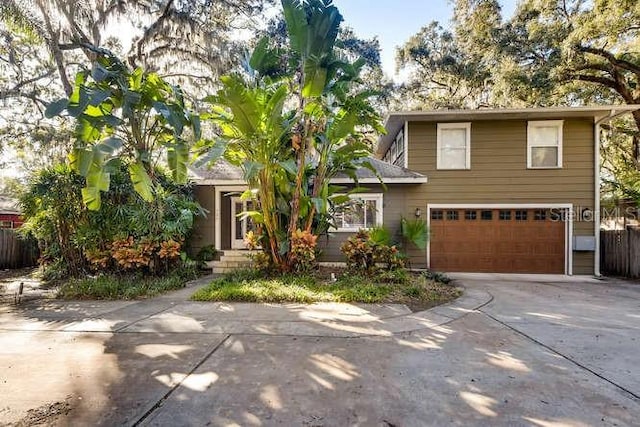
220 250 253 256
212 267 235 274
220 255 251 262
212 263 251 269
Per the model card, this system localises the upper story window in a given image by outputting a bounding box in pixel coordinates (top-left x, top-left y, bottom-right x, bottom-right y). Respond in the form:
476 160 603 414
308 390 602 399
332 194 383 232
437 123 471 170
383 129 405 167
527 120 563 169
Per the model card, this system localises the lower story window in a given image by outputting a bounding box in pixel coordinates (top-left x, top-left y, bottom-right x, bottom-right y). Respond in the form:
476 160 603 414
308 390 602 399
0 220 13 229
333 194 383 232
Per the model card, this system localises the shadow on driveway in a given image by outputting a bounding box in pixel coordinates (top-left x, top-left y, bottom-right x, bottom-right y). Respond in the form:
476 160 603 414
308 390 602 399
0 275 639 426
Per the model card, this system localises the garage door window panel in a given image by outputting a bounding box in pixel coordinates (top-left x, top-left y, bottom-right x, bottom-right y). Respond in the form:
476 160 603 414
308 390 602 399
499 210 511 220
437 123 471 170
528 121 563 168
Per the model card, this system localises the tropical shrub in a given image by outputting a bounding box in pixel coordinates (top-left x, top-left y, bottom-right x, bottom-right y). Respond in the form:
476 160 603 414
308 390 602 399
19 165 87 276
368 225 392 245
196 245 218 262
401 217 429 250
20 164 203 279
289 229 319 273
341 229 404 274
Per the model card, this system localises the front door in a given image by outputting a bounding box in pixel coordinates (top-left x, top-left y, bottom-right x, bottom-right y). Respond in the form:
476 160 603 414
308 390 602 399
231 197 255 249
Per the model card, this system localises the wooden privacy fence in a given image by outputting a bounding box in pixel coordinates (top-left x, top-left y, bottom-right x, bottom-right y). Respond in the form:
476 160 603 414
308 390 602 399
0 229 38 269
601 229 640 278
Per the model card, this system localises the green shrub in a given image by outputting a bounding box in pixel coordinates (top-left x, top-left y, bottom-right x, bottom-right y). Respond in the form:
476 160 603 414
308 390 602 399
196 245 218 262
20 164 204 280
340 229 405 274
290 229 319 273
368 225 392 245
423 269 452 284
57 268 197 300
401 217 428 250
376 267 409 284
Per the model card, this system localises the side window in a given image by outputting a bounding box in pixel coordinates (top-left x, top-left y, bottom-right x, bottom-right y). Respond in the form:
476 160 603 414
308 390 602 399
333 194 383 232
527 120 563 168
437 123 471 170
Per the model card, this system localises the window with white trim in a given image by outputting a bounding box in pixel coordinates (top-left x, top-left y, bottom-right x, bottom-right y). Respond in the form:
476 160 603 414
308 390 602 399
437 123 471 169
527 120 563 168
333 194 383 232
383 129 405 167
0 220 13 229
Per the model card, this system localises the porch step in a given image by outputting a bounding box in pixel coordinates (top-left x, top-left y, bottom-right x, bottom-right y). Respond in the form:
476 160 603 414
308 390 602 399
212 266 242 274
207 250 256 274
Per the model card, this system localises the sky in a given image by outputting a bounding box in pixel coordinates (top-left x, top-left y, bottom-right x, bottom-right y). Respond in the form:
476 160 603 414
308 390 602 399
332 0 518 79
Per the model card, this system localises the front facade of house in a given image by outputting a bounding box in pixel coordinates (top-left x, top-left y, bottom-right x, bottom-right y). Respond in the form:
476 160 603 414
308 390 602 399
190 106 640 276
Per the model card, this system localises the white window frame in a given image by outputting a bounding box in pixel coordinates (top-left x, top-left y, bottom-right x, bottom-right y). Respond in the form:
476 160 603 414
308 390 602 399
527 120 563 169
332 193 383 232
437 122 471 170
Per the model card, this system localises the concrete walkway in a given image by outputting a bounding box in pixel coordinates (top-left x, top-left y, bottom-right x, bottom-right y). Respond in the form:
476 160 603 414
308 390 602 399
0 274 639 426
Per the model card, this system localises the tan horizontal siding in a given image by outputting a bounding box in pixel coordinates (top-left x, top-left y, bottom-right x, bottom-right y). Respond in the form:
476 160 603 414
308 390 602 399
405 118 596 274
189 186 216 254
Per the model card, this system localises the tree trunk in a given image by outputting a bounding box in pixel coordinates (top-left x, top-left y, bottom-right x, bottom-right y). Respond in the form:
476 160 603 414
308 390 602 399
632 110 640 168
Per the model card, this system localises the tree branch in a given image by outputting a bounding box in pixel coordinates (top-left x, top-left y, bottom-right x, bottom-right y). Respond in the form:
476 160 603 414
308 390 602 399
576 45 640 75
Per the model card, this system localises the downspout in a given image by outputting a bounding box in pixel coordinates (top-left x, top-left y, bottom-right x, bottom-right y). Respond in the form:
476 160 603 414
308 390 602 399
594 109 629 276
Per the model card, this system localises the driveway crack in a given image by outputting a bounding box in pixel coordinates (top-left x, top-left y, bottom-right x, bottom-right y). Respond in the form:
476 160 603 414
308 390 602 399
479 308 640 402
131 334 231 426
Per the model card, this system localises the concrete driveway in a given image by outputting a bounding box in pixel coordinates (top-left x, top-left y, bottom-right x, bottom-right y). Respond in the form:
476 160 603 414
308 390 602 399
0 275 639 426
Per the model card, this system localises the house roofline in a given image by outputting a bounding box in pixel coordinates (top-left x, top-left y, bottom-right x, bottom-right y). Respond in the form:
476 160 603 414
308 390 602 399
195 176 428 186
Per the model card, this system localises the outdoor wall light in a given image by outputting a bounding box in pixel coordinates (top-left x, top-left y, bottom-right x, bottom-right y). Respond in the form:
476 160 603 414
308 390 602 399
415 207 422 218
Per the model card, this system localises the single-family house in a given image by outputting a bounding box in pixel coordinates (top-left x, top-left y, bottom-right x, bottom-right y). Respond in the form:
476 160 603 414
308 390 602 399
190 105 640 275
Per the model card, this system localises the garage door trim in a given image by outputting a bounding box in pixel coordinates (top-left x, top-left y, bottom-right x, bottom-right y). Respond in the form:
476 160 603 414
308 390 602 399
426 203 573 275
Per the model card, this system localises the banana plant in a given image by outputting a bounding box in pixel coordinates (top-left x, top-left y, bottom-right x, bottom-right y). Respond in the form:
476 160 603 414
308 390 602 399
199 0 384 271
201 74 294 267
45 53 200 210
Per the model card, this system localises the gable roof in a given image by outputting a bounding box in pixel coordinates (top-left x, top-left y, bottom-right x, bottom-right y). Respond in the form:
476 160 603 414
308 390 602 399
377 105 640 158
0 195 20 215
189 159 245 184
332 157 427 184
190 157 427 185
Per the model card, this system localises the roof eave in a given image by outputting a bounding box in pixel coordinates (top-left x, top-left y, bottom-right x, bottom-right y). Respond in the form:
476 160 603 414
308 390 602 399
194 177 429 186
329 177 428 184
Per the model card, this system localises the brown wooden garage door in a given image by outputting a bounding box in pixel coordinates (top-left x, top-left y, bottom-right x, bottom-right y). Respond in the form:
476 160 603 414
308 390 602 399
430 208 565 273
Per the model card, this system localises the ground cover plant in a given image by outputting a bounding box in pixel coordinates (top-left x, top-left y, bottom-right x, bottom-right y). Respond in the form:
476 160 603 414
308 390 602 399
57 268 199 300
192 267 460 312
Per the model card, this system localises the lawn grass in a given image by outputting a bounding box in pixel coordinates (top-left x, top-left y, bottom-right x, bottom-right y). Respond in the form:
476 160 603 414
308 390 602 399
57 270 195 300
191 268 461 311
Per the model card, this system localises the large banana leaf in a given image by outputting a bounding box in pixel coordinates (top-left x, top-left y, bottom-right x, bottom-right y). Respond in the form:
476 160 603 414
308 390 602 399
218 75 261 137
167 141 189 184
128 162 154 202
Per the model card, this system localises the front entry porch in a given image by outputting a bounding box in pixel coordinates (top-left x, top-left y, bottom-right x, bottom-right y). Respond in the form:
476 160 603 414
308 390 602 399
214 187 256 251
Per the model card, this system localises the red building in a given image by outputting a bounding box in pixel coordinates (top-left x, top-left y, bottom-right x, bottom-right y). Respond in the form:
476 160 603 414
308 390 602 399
0 195 22 229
